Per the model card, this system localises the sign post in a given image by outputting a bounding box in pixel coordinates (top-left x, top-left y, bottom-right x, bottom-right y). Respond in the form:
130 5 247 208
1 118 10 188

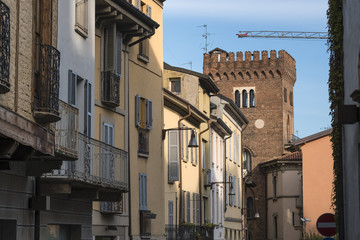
316 213 337 237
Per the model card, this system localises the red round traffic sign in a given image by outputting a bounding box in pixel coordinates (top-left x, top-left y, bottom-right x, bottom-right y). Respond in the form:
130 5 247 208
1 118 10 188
316 213 337 237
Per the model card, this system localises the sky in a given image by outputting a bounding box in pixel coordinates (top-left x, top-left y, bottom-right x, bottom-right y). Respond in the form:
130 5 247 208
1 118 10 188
162 0 330 138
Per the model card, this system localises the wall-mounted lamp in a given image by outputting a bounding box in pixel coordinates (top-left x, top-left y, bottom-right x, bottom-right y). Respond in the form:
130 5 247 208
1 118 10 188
162 128 198 148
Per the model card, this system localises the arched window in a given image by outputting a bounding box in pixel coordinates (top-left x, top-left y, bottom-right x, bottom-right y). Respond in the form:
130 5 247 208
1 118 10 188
250 90 255 107
290 91 293 106
235 90 240 107
242 90 248 108
246 197 254 218
287 115 291 143
243 150 252 171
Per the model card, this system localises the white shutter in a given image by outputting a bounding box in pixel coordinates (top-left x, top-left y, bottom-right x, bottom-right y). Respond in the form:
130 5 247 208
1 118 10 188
135 0 141 9
146 99 152 130
168 131 179 181
195 132 198 165
225 173 228 205
180 124 184 159
144 174 147 209
187 192 190 222
196 194 200 225
234 133 237 164
169 201 174 225
193 193 196 223
186 128 189 161
146 5 152 18
238 178 241 207
135 95 141 127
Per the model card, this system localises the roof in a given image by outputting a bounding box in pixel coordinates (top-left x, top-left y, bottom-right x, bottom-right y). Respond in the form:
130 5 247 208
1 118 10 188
293 128 332 146
208 48 229 56
217 93 249 126
210 118 232 138
260 151 302 169
163 62 220 94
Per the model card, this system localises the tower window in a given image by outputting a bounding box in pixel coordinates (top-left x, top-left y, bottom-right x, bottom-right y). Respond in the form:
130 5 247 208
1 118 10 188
235 90 240 107
243 150 252 171
170 78 181 93
242 90 248 108
284 88 287 102
290 91 293 106
250 90 255 107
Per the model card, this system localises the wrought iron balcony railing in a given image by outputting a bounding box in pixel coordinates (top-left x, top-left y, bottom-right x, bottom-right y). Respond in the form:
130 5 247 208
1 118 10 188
55 100 79 160
34 44 61 123
100 201 123 214
165 225 214 240
101 71 120 108
0 1 10 94
44 133 128 191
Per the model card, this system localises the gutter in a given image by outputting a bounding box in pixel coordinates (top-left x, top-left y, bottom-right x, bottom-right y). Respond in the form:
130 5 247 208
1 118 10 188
128 26 156 47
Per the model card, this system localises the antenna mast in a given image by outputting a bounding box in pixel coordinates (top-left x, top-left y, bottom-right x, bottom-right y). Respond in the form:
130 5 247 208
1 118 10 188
198 24 210 53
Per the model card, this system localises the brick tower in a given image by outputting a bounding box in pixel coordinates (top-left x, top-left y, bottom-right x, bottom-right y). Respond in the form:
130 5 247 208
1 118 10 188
204 48 296 240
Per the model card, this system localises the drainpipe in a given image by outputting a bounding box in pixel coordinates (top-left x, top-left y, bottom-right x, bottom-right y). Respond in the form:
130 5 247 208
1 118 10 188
128 27 156 48
178 105 192 226
199 120 211 225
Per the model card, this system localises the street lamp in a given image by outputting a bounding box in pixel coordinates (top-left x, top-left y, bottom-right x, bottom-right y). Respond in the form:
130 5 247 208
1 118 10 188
300 217 311 240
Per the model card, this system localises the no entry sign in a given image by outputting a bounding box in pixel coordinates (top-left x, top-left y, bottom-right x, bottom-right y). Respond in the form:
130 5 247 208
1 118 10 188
316 213 337 237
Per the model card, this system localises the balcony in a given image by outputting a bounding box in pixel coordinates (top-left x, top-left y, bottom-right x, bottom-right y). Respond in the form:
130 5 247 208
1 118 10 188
0 1 10 94
100 200 123 214
165 225 214 240
34 44 61 123
55 100 79 160
101 71 120 108
42 133 128 200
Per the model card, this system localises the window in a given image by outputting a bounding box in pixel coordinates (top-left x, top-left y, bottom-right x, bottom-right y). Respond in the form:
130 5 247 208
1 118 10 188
102 24 121 107
168 130 179 181
250 90 255 107
0 1 10 94
242 90 248 108
284 88 287 102
202 140 206 169
243 150 252 171
290 91 293 106
102 123 114 179
84 80 92 137
193 193 196 223
168 200 174 225
233 133 236 164
46 224 81 240
273 175 277 199
187 192 191 223
196 194 200 225
246 197 254 218
75 0 88 38
170 78 181 93
138 39 149 62
225 172 228 205
135 95 153 130
0 219 16 240
139 173 148 210
138 129 149 156
238 178 241 207
181 191 185 223
104 24 122 75
235 90 240 108
274 216 278 239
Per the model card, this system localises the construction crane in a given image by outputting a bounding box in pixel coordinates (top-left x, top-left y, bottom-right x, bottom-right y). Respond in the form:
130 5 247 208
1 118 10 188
236 31 328 40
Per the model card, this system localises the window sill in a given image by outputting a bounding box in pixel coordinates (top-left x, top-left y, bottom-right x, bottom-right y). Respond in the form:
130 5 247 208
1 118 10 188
74 24 88 39
137 54 149 63
138 152 149 158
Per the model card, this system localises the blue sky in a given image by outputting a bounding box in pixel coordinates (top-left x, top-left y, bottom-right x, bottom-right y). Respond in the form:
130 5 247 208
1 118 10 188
163 0 330 138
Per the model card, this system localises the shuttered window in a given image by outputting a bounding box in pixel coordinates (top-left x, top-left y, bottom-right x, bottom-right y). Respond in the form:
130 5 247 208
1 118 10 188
238 178 241 207
104 24 122 76
180 124 184 160
84 80 92 137
196 194 200 225
168 131 179 181
68 70 77 106
193 193 196 223
168 200 174 225
139 173 147 210
135 95 153 130
75 0 88 37
186 192 190 223
181 191 185 223
225 172 228 205
233 133 236 164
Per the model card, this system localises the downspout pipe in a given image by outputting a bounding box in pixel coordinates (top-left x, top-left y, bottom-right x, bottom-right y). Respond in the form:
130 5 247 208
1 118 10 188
178 105 192 225
199 120 211 225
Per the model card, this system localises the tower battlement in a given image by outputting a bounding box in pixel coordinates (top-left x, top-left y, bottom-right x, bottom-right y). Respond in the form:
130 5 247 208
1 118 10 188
203 49 296 75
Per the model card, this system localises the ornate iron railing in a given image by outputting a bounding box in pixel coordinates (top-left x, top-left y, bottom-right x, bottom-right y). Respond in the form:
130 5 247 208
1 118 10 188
100 201 123 214
101 71 120 107
55 100 79 159
44 133 128 191
165 225 214 240
0 1 10 94
34 44 60 121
